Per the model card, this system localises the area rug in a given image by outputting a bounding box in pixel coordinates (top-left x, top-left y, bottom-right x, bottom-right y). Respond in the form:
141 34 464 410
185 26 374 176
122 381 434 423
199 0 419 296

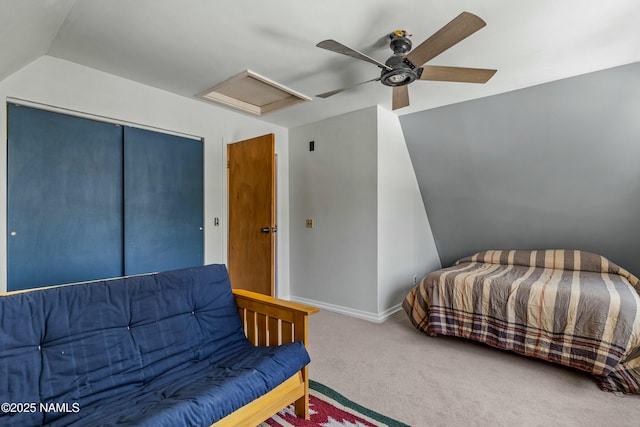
259 380 410 427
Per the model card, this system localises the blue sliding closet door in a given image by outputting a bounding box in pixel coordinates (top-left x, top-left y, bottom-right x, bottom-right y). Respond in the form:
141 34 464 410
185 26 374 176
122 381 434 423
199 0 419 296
123 127 204 275
7 104 124 291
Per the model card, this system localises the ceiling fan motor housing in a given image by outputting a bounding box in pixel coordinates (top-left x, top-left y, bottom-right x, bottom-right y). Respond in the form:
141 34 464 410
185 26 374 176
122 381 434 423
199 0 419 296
381 33 421 87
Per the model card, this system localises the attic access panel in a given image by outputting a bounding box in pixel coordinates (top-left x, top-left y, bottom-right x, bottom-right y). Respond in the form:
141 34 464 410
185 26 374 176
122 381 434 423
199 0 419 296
197 70 311 116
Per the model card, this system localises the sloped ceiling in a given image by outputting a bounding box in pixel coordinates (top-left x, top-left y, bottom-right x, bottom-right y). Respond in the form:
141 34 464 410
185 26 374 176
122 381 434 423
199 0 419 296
0 0 76 82
2 0 640 127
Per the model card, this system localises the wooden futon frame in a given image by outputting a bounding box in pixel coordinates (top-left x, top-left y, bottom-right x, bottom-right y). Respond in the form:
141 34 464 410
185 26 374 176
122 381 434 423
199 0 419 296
213 289 319 426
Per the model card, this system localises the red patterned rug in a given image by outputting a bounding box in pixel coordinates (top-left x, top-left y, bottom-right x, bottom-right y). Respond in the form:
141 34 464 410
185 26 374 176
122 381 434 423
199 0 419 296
260 380 410 427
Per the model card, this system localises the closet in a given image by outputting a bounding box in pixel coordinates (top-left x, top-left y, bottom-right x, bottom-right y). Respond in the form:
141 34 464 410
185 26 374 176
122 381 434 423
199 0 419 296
7 104 203 291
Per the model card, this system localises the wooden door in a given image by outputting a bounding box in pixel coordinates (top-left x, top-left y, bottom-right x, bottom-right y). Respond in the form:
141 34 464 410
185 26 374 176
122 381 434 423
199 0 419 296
227 134 275 296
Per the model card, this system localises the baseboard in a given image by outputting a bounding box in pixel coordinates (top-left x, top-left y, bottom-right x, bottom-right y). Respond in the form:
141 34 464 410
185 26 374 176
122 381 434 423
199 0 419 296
288 296 402 323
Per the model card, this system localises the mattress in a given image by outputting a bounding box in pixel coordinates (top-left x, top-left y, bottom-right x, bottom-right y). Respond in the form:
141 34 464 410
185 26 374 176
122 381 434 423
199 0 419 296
403 249 640 393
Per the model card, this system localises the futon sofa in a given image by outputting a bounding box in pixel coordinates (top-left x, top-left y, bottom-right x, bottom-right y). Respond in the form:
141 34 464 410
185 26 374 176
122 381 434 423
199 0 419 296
0 264 318 426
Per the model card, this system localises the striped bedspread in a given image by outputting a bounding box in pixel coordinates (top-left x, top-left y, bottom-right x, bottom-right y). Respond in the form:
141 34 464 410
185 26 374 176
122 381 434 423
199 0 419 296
403 250 640 394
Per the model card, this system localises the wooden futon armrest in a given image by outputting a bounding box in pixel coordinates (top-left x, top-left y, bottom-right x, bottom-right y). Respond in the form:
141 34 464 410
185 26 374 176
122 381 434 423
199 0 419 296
233 289 319 347
222 289 319 425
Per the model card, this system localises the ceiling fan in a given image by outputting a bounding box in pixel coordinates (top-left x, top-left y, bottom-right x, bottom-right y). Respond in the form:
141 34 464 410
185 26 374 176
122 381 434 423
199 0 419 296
315 11 497 110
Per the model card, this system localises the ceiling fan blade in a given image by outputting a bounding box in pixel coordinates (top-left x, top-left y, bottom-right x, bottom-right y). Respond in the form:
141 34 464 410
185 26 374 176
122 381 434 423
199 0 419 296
419 65 497 83
404 12 487 68
392 85 410 110
317 39 392 71
316 77 380 98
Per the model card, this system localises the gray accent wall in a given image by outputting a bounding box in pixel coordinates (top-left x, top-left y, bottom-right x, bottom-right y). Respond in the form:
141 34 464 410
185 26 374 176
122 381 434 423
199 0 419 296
400 61 640 276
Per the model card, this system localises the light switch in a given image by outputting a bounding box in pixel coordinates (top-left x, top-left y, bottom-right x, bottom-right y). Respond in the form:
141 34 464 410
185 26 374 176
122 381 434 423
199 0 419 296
306 219 313 228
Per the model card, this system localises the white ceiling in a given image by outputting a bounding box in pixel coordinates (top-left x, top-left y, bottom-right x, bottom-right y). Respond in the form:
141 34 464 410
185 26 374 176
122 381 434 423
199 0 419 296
2 0 640 128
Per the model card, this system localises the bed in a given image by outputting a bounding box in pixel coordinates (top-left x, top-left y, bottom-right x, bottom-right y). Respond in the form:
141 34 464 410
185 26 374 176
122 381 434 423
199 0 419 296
403 249 640 394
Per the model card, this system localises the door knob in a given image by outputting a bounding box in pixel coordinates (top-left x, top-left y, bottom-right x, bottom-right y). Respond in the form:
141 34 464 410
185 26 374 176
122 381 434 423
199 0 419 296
260 227 270 233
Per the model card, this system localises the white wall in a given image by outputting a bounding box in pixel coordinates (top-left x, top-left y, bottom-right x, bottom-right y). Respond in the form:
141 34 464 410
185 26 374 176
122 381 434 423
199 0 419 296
289 107 379 315
0 56 291 296
377 106 441 314
289 105 440 321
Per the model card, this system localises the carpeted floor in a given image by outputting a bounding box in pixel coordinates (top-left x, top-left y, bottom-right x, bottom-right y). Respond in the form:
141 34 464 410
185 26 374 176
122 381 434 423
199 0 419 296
307 309 640 427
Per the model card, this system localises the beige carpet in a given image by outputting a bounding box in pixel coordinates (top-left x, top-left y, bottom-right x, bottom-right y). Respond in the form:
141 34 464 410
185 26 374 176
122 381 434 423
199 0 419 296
306 309 640 427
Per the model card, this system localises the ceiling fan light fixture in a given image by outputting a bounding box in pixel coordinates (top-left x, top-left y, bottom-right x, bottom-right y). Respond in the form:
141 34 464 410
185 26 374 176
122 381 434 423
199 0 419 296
391 73 410 84
381 67 418 87
389 74 408 83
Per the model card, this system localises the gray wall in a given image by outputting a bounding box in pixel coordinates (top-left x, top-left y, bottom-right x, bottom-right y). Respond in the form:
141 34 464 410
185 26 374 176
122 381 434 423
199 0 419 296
289 107 379 314
289 106 440 320
400 61 640 276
